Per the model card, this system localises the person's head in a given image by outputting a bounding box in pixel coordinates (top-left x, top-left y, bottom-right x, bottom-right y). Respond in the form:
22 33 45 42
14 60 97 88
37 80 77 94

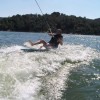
56 29 62 34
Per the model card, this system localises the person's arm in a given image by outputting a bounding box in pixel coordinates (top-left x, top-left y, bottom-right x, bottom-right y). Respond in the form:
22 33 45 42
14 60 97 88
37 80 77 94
48 32 54 36
57 38 63 45
47 28 54 36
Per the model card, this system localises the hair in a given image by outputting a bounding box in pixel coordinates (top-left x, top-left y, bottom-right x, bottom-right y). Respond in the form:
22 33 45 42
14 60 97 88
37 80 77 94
57 29 62 33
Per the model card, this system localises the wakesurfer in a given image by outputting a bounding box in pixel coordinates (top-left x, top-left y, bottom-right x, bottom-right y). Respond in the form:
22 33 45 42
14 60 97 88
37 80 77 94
28 29 63 49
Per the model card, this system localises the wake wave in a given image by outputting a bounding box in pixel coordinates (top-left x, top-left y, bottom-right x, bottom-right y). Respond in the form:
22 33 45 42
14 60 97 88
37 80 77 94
0 44 99 100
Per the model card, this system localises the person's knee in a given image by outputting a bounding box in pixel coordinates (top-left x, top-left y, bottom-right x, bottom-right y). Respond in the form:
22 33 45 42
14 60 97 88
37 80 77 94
40 40 45 43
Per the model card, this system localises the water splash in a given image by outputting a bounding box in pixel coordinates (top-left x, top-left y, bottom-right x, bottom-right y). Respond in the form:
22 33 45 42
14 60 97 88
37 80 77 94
0 44 99 100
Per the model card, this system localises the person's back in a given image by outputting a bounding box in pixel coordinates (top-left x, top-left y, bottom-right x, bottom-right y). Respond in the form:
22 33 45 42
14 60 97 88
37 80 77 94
49 33 63 48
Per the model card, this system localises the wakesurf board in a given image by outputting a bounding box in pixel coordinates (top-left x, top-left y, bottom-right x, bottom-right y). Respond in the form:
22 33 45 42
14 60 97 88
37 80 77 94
21 42 49 52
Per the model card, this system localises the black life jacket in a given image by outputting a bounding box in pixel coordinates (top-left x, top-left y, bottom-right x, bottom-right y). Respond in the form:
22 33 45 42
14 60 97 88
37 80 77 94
48 34 63 48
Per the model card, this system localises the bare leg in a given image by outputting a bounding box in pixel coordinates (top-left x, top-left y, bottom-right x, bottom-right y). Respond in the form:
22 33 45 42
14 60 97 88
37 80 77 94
28 40 47 47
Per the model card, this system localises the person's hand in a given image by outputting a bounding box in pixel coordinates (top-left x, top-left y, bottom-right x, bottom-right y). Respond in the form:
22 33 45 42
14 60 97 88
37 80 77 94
48 29 54 36
48 28 52 33
57 38 63 45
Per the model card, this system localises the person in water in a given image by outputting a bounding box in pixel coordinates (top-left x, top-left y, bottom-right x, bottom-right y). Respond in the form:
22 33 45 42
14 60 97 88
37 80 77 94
28 29 63 49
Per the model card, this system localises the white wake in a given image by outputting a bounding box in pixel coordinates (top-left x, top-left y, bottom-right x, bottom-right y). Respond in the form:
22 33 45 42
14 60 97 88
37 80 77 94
0 44 99 100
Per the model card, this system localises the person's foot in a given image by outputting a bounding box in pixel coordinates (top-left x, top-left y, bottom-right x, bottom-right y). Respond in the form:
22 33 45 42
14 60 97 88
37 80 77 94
28 40 34 46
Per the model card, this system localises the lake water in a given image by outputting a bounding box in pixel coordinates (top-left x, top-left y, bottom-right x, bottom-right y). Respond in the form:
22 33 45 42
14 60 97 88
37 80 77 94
0 31 100 100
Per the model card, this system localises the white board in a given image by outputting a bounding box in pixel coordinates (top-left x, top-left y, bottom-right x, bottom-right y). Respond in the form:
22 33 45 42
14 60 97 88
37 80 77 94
22 42 48 52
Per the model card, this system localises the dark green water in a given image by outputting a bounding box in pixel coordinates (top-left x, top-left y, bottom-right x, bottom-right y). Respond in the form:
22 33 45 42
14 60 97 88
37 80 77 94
62 60 100 100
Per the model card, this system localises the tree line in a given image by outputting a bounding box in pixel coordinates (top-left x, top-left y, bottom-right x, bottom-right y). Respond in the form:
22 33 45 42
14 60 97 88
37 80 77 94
0 12 100 35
